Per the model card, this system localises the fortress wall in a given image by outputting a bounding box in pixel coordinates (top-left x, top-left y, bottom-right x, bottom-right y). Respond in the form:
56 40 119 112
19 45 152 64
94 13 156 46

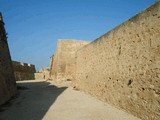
34 67 50 80
34 73 45 80
12 61 36 81
75 2 160 120
50 39 90 81
49 55 54 77
0 13 17 105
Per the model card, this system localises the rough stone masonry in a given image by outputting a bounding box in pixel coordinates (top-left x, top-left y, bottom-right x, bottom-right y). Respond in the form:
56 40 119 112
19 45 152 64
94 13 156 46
0 12 17 105
74 1 160 120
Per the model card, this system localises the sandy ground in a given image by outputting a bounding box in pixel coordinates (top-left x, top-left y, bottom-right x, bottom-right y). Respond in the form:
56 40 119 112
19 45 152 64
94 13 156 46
0 80 140 120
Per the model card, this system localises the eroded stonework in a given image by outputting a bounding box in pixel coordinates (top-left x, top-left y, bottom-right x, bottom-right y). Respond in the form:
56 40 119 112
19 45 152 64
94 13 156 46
75 2 160 120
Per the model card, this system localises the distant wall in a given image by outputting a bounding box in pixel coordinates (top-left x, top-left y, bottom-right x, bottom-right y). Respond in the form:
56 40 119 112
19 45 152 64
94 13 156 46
75 2 160 120
50 39 90 81
0 13 17 105
34 73 45 80
12 61 36 81
34 67 50 80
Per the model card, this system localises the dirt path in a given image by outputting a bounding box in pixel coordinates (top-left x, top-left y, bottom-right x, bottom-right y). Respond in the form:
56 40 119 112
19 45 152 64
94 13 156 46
0 80 140 120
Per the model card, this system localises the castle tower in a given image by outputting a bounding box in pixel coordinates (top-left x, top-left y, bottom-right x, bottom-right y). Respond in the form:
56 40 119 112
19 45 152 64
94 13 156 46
0 12 17 105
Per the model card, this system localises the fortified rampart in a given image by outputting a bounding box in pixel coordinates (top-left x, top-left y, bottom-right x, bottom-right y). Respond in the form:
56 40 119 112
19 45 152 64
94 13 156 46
0 12 17 105
12 61 36 81
50 39 90 81
75 2 160 120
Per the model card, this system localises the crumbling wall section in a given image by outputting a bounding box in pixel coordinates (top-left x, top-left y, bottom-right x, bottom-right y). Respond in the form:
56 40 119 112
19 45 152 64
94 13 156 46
75 2 160 120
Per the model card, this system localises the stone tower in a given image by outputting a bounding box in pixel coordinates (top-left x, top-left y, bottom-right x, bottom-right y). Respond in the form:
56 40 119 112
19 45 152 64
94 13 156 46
0 12 17 105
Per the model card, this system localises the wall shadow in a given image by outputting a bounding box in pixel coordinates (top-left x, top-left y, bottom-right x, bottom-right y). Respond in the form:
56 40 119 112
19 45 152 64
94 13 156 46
0 81 67 120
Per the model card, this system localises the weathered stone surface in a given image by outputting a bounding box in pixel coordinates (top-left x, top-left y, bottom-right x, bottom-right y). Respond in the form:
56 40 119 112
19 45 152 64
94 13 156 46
12 61 36 81
0 12 17 105
50 39 90 81
75 2 160 120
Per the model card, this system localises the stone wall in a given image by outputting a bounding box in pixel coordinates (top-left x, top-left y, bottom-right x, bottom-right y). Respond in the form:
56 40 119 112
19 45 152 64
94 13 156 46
12 61 36 81
34 73 45 80
50 39 90 81
34 67 50 80
75 2 160 120
0 12 17 105
49 54 54 77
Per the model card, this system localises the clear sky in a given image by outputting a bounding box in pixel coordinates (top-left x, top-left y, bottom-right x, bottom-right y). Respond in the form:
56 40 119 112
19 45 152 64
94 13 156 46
0 0 157 71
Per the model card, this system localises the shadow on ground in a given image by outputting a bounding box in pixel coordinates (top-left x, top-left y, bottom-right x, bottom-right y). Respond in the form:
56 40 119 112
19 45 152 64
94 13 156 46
0 80 67 120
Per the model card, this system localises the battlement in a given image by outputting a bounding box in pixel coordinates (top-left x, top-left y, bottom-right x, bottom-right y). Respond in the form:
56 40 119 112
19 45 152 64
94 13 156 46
12 61 36 81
